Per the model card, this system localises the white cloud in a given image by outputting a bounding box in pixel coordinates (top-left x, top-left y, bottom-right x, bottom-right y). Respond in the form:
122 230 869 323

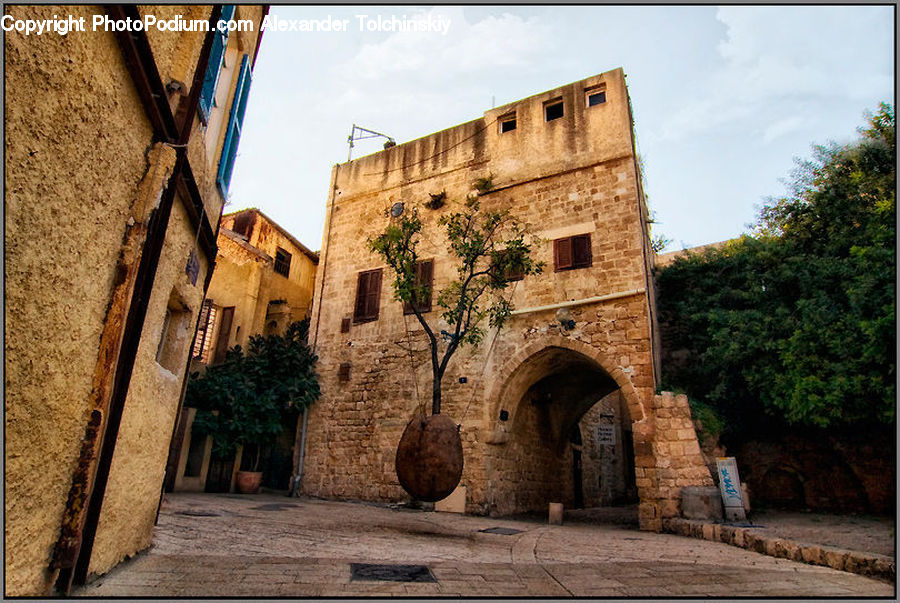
338 7 553 83
659 5 893 142
761 115 806 143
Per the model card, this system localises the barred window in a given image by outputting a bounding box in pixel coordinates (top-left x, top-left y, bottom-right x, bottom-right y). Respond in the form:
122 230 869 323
274 247 292 278
192 300 218 363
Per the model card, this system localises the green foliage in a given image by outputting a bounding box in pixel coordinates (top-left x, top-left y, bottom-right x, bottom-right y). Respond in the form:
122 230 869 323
368 183 543 413
658 104 895 431
186 319 320 468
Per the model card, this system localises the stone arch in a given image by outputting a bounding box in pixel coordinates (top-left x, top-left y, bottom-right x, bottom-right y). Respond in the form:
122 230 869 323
483 335 647 433
480 336 660 524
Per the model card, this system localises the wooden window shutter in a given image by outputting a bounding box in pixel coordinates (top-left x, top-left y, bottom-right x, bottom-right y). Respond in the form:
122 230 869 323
355 269 382 323
354 272 369 321
211 306 235 365
419 260 433 312
217 53 252 196
404 260 433 314
554 238 573 271
573 234 592 268
366 269 382 319
198 5 235 123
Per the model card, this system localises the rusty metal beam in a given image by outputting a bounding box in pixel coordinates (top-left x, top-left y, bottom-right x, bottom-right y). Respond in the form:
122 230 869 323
107 5 179 142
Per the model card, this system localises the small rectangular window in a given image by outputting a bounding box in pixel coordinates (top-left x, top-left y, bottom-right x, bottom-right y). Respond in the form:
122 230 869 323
586 85 607 107
354 268 383 323
274 247 292 277
554 234 592 271
231 211 255 238
545 99 564 121
403 260 434 315
499 112 517 133
338 362 352 382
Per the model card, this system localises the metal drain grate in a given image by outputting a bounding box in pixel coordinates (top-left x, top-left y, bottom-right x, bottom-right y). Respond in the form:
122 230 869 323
350 563 436 583
251 503 300 511
176 510 220 517
479 526 524 535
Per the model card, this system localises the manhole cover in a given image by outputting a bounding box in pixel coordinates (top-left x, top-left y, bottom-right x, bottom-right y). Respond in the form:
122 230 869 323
350 563 436 583
479 526 524 535
251 503 300 511
176 510 220 517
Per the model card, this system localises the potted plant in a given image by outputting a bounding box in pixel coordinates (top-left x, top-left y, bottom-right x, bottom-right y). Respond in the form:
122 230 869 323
186 320 320 493
369 185 542 501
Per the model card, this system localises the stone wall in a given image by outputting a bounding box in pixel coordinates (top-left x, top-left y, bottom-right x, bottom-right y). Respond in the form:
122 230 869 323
579 392 636 507
732 431 894 515
304 69 713 530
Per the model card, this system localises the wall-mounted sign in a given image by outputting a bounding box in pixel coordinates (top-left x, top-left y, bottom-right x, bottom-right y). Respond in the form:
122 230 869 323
595 425 615 446
185 249 200 286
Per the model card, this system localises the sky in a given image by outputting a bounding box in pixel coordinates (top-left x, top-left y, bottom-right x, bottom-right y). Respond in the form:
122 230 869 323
228 5 894 253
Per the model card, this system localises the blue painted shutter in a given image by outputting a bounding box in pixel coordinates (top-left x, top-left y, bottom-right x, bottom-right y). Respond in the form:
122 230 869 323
198 5 236 123
216 53 252 196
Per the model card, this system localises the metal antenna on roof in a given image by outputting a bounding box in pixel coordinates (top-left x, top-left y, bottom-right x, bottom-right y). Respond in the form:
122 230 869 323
347 124 396 162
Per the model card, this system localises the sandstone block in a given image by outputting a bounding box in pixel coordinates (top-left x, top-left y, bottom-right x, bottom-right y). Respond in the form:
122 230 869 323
801 545 823 565
680 486 723 521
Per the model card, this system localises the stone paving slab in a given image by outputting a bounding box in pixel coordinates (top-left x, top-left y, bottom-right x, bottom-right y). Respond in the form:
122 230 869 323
73 493 894 598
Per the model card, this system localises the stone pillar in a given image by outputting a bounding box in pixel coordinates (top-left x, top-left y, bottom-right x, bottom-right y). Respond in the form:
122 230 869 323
651 392 715 523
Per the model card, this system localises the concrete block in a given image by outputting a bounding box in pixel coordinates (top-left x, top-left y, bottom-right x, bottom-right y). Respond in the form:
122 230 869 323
680 486 723 521
548 502 563 525
435 485 466 514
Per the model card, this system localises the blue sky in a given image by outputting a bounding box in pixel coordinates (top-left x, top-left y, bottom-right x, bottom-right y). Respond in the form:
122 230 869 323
228 5 894 253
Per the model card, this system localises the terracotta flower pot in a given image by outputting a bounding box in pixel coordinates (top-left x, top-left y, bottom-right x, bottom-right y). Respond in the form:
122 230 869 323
395 413 463 502
235 470 263 494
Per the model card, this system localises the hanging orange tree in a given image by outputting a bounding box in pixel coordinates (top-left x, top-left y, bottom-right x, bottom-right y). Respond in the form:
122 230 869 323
369 187 543 500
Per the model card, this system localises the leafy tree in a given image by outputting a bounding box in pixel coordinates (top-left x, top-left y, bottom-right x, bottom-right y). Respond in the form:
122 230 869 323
658 104 895 431
369 190 543 415
186 319 320 470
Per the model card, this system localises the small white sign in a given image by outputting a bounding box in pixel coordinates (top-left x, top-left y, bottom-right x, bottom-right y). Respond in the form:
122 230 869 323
595 425 615 446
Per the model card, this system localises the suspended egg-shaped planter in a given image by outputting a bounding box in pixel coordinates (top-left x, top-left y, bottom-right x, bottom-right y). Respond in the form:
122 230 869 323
395 413 463 502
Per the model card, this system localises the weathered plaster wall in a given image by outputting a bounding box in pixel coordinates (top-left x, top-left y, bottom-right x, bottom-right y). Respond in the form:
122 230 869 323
88 199 209 577
304 69 710 529
214 211 318 347
4 5 155 594
204 231 269 349
5 4 264 594
139 5 209 91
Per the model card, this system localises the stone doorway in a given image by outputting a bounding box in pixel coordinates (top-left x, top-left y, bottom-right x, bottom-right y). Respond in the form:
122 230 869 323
484 344 640 518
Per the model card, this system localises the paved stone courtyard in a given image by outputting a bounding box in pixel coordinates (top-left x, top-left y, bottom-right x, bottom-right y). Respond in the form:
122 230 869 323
75 492 893 597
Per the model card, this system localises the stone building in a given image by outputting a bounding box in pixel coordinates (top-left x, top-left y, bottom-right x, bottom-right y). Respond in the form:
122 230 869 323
165 208 318 494
303 68 713 531
4 5 266 595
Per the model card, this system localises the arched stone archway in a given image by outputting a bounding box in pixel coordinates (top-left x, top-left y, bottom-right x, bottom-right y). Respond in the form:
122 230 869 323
480 336 664 527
